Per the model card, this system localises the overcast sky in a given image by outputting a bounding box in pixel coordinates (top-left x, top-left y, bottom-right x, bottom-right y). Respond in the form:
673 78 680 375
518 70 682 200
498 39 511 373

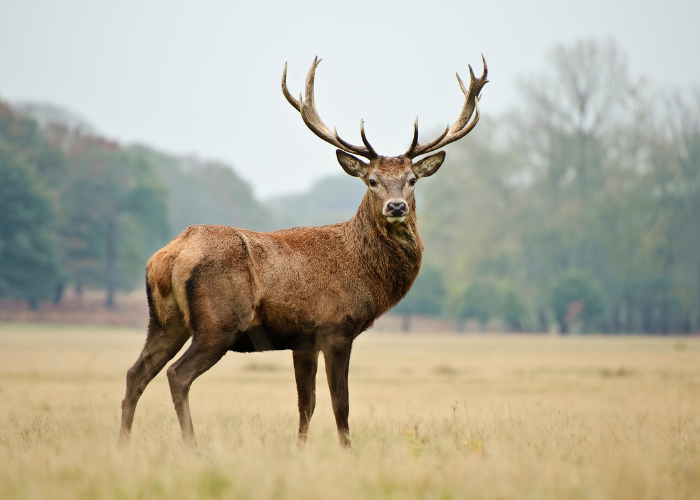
1 0 698 197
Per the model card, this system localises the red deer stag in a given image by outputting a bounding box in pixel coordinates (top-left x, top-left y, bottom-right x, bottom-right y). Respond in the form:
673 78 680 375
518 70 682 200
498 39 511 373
118 56 488 448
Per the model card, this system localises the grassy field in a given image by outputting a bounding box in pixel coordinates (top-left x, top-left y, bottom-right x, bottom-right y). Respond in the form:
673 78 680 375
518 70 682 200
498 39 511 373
0 323 698 499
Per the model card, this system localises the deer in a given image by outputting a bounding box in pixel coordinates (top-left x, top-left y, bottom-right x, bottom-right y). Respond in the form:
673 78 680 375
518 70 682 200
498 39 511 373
118 55 488 448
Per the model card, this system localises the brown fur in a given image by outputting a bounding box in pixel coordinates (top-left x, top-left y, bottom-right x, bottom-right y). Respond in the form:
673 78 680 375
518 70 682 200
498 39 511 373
149 248 174 300
118 152 444 448
119 152 447 448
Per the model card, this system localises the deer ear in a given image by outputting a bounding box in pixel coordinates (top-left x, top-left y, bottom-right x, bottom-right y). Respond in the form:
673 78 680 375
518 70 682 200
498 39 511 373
336 150 368 178
413 151 446 178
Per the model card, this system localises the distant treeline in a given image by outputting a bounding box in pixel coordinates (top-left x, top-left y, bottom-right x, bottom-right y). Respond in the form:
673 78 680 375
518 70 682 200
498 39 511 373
1 39 698 334
405 39 700 334
0 101 272 308
273 39 700 334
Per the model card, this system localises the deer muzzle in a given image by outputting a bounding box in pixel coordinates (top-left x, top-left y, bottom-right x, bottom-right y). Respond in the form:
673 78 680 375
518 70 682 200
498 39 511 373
384 200 408 222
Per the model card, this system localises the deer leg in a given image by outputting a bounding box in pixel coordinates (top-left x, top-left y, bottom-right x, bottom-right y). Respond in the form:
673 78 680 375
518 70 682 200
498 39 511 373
119 317 190 445
293 349 320 445
322 341 353 448
166 332 235 448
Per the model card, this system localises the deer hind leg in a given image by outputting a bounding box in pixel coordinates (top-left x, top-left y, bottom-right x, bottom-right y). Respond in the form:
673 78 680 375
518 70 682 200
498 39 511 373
322 339 353 448
293 349 320 445
166 328 239 448
119 314 190 445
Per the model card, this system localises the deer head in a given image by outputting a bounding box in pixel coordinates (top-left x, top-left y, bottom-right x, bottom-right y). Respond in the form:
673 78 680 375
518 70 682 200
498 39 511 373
282 56 488 225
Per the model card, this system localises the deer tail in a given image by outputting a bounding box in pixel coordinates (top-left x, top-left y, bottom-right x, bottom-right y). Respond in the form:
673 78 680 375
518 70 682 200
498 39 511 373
147 247 175 301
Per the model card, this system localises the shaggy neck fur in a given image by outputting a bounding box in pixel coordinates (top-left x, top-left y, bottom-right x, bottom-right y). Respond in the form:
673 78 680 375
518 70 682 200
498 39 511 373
343 191 424 316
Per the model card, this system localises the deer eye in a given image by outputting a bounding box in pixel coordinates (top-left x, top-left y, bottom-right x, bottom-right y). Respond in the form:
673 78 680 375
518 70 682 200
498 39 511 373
409 178 416 186
368 179 377 187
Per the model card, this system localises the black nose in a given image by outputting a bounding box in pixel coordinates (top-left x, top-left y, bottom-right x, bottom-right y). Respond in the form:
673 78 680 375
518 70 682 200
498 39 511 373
387 201 407 217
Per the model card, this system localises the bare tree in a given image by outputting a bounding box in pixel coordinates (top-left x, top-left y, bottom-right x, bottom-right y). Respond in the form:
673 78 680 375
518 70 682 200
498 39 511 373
514 39 629 202
644 87 700 332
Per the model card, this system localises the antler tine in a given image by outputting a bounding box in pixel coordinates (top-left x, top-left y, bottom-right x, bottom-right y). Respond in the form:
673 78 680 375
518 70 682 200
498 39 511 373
334 125 367 153
281 62 301 112
360 119 378 158
405 122 450 157
405 116 419 156
406 55 488 159
283 57 377 159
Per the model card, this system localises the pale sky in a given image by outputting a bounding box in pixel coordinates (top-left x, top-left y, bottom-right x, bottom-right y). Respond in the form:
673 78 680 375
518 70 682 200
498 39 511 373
1 0 698 197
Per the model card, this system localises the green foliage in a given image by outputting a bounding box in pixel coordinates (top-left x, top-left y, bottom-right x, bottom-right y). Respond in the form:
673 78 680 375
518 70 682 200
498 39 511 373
0 100 273 308
414 39 700 333
549 270 605 333
0 102 173 307
500 285 528 331
0 146 60 306
419 118 525 294
449 281 499 329
392 263 446 320
54 135 170 305
0 102 66 307
130 146 272 234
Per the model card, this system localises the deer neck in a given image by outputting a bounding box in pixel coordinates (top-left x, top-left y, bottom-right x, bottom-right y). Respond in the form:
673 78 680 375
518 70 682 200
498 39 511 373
345 192 424 313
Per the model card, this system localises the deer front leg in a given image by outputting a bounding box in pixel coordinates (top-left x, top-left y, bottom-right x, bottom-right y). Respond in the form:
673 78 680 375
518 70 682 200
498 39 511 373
293 349 320 446
322 340 352 447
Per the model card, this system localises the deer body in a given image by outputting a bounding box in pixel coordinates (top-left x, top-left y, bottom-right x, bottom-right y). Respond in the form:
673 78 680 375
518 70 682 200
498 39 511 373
119 56 487 448
150 190 422 354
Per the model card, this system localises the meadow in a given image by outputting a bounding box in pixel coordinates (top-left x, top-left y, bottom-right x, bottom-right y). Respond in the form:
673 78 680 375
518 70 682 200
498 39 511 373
0 323 698 499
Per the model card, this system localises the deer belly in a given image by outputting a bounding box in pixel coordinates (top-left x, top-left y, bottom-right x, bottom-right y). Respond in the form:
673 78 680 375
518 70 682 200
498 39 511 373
229 324 316 352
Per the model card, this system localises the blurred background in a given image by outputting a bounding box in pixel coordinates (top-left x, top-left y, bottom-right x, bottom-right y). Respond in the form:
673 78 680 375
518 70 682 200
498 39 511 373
1 0 699 334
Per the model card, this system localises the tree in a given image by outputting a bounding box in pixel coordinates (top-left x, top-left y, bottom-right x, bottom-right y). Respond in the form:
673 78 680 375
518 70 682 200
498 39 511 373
500 285 528 332
641 88 700 332
509 39 641 332
549 270 605 333
56 134 170 306
449 281 499 332
130 146 273 235
515 38 628 204
0 101 66 308
0 146 61 307
392 263 446 331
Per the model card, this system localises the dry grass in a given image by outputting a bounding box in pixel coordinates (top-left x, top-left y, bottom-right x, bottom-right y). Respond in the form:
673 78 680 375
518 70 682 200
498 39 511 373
0 323 698 499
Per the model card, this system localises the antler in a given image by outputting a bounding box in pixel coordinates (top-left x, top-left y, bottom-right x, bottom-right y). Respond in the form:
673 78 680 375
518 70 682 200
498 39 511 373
405 55 489 159
282 57 378 160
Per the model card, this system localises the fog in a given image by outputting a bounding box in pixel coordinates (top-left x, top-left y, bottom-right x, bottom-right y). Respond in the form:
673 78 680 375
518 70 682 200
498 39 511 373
1 0 698 197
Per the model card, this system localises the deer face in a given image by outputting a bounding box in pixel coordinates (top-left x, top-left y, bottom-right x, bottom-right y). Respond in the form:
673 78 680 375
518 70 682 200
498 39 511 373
336 151 446 224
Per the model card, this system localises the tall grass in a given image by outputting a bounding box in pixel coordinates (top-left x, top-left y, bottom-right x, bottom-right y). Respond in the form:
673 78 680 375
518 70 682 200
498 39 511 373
0 324 698 499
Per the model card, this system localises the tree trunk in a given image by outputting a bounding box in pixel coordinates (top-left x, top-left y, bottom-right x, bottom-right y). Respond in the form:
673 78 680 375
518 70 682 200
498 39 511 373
538 308 549 333
558 315 569 334
624 292 634 333
401 315 410 333
641 307 653 334
660 254 672 335
106 218 116 308
611 301 621 333
53 282 65 305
